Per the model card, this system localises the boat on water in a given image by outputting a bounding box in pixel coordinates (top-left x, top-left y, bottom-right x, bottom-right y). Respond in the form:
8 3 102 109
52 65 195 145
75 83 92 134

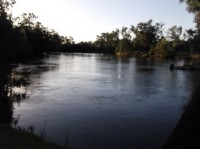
170 63 200 71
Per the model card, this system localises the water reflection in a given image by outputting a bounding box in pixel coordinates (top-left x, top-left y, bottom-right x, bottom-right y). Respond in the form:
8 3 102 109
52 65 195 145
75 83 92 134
10 53 200 149
0 63 13 124
0 55 60 125
0 63 32 125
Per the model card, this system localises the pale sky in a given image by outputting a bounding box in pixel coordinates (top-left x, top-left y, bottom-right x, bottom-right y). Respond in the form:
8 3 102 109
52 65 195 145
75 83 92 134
12 0 195 43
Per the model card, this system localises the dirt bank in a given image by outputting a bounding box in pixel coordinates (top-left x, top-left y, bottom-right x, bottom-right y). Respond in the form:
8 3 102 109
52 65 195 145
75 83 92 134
162 84 200 149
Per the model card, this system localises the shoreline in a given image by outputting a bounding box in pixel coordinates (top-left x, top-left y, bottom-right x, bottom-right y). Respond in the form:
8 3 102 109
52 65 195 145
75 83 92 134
162 84 200 149
0 123 64 149
1 85 200 149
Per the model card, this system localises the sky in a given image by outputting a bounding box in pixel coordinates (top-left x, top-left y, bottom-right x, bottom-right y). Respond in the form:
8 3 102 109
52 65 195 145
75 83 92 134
12 0 195 43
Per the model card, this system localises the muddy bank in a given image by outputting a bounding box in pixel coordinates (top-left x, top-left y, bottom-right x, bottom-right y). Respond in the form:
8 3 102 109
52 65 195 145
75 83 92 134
162 84 200 149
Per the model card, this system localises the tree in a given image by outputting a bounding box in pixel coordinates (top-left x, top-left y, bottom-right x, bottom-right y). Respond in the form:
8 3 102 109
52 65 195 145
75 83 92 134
184 28 200 52
115 27 133 54
121 26 131 40
179 0 200 30
16 13 38 29
167 25 182 41
61 36 74 45
185 29 197 40
179 0 200 52
0 0 15 59
131 20 164 52
94 29 120 53
115 39 133 55
150 37 175 58
0 0 15 19
166 25 183 52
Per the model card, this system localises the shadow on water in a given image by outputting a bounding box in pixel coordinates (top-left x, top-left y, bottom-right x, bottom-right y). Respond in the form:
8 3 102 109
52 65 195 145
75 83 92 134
0 56 59 125
0 55 58 125
0 63 31 125
0 63 13 124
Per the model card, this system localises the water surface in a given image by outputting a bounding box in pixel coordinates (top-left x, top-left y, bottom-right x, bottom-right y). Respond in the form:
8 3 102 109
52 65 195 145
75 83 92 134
12 53 200 149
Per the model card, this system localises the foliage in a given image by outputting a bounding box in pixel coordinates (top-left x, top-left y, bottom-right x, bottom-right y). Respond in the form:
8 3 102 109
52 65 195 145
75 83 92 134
1 0 200 60
166 25 187 52
180 0 200 52
150 37 175 58
0 0 15 19
0 0 65 61
131 20 164 52
179 0 200 29
167 26 182 41
94 29 120 53
115 39 133 54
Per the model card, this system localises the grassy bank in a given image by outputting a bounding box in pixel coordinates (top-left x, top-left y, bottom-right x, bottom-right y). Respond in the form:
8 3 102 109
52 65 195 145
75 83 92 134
0 123 63 149
162 84 200 149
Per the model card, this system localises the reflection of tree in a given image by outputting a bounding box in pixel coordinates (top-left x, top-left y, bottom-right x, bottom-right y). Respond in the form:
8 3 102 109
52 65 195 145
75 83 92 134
8 77 30 104
0 64 13 124
0 63 31 124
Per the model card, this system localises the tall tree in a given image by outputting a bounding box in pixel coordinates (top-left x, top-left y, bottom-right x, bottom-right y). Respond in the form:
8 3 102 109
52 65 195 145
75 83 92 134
0 0 15 19
166 25 183 51
179 0 200 29
167 26 182 41
0 0 15 59
16 13 38 29
121 26 131 40
131 20 164 52
115 27 132 54
95 29 119 53
179 0 200 52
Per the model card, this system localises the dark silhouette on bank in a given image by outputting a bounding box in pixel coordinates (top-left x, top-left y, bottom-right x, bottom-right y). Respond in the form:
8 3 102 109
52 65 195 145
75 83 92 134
162 1 200 148
0 62 31 124
162 84 200 149
0 64 13 124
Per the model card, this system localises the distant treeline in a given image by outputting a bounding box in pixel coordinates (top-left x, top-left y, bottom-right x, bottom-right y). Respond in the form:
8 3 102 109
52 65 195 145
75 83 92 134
1 0 200 62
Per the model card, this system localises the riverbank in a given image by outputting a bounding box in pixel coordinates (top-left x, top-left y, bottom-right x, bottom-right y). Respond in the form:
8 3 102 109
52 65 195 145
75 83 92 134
116 51 200 60
0 123 63 149
162 84 200 149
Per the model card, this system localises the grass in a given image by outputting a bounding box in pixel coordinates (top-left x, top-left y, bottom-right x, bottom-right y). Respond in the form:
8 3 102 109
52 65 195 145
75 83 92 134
0 123 64 149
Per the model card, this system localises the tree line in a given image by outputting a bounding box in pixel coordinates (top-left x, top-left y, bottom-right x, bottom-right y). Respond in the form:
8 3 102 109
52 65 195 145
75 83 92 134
0 0 74 61
1 0 200 61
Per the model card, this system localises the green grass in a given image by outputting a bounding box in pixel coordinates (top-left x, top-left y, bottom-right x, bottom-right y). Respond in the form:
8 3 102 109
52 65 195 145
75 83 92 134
0 123 63 149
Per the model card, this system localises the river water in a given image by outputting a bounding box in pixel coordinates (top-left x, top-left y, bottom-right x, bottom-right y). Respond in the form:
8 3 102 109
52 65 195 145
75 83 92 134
12 53 200 149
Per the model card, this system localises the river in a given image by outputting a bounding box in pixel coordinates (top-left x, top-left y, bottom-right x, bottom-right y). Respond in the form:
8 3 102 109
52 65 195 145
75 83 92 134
11 53 200 149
